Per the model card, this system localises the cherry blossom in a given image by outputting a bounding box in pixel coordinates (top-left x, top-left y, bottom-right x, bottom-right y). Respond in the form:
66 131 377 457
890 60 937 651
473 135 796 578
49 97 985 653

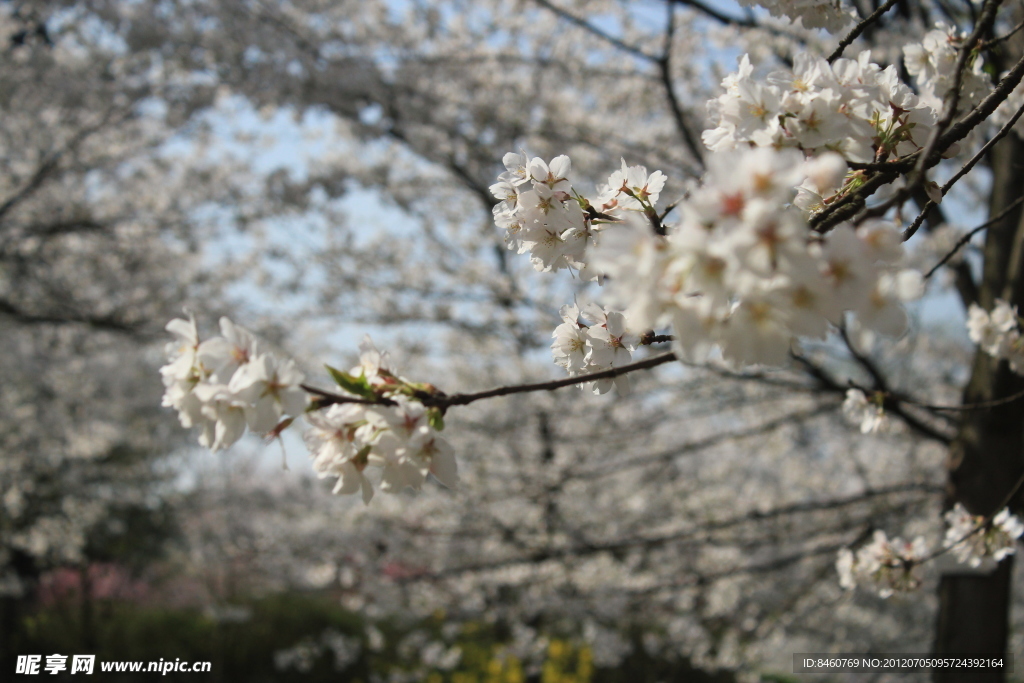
966 299 1024 372
598 159 668 211
943 504 1024 568
197 317 260 384
704 52 939 164
551 303 591 374
230 354 308 433
904 24 993 113
734 0 853 32
836 530 928 598
549 302 637 394
580 148 922 369
842 388 887 434
160 316 306 450
161 322 457 503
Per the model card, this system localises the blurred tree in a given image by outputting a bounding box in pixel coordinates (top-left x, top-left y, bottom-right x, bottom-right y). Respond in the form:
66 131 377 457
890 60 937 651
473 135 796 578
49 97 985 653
0 1 261 666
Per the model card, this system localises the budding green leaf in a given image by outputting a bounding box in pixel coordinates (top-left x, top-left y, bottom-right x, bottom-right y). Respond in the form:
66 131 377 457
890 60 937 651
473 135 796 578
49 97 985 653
325 364 376 399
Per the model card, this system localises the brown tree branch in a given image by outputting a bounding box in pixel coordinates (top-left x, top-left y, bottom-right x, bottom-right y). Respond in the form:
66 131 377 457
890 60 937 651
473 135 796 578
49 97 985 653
899 386 1024 412
904 97 1024 241
923 196 1024 279
659 3 705 166
918 471 1024 565
913 0 1004 178
669 0 757 28
981 16 1024 49
791 351 955 443
303 351 679 411
932 48 1024 160
827 0 900 64
812 48 1024 236
532 0 656 63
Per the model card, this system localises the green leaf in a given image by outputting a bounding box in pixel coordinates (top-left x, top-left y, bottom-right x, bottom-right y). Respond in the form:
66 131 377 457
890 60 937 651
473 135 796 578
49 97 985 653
325 364 376 399
427 407 445 432
352 444 372 466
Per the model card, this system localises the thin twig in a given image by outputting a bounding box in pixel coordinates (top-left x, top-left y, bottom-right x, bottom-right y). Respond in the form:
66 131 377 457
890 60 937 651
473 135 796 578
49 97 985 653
924 195 1024 279
669 0 756 28
792 351 954 443
839 325 890 393
914 0 1004 178
302 384 396 406
847 154 920 172
860 0 1005 225
659 3 704 166
810 169 901 232
904 97 1024 242
919 471 1024 564
532 0 655 63
933 49 1024 159
850 378 1024 414
304 352 679 411
639 331 674 345
904 386 1024 412
442 352 677 407
814 19 1024 237
659 194 685 221
980 17 1024 49
827 0 900 64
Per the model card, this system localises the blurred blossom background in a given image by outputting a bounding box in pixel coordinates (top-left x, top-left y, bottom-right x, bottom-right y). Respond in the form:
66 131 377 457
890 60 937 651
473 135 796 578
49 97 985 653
2 1 1023 681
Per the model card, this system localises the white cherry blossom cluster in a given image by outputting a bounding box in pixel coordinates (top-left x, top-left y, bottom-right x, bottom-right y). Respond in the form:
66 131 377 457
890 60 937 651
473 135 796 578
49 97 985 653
836 530 928 598
842 388 887 434
737 0 852 32
943 504 1024 568
491 153 665 279
904 23 992 113
500 52 935 383
966 299 1024 373
160 315 307 452
703 52 940 165
303 338 457 504
161 320 456 504
837 507 1023 596
589 148 924 368
551 303 638 394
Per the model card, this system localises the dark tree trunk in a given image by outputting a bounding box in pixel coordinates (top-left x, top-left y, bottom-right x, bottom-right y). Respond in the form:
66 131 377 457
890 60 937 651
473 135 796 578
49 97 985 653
932 124 1024 683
